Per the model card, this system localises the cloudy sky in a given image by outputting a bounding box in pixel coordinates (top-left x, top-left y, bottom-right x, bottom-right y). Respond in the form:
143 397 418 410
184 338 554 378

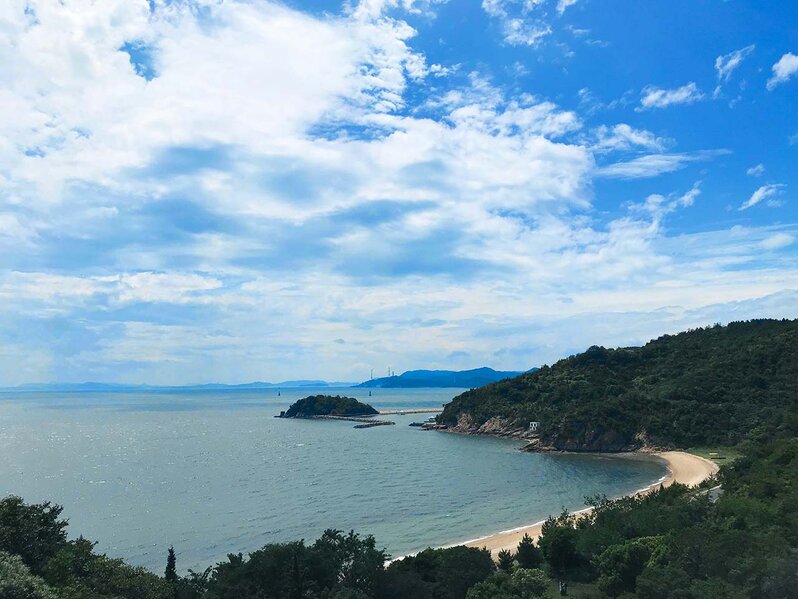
1 0 796 385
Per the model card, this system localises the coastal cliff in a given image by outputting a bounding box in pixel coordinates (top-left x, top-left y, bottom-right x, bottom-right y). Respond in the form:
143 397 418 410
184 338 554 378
448 412 643 452
439 319 798 452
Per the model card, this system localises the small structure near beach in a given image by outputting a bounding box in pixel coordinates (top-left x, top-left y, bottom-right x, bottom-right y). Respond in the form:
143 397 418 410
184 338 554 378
528 421 540 433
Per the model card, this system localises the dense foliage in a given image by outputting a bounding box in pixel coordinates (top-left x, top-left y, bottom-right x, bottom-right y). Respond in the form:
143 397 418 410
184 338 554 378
204 529 386 598
0 506 512 599
0 552 59 599
0 497 172 599
381 546 496 599
532 429 798 597
282 395 378 418
440 319 798 450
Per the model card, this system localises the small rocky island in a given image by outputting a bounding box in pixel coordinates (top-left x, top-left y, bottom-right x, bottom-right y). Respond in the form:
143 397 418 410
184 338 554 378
278 395 379 418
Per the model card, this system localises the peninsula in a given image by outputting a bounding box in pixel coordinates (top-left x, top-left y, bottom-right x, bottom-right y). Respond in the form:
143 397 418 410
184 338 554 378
439 319 797 452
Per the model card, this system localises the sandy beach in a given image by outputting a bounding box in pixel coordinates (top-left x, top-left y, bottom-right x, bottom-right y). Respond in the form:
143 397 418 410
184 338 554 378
459 450 719 556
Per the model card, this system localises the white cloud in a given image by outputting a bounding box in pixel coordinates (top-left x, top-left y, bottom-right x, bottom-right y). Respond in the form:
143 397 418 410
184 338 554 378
638 82 704 110
0 0 431 204
597 151 725 179
0 212 38 244
767 53 798 90
347 0 448 20
761 233 794 250
713 44 755 99
739 184 786 210
7 219 798 384
593 123 668 152
556 0 578 15
715 45 754 83
1 0 797 385
676 182 701 208
0 271 222 308
504 20 552 46
481 0 560 46
628 183 700 223
746 163 765 177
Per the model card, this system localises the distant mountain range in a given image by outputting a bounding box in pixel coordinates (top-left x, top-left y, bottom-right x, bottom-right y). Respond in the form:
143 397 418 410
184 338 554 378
3 367 534 392
2 380 356 393
356 367 531 388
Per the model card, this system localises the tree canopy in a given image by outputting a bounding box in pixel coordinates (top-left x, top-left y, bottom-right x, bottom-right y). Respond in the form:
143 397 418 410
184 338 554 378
282 395 378 418
440 319 798 451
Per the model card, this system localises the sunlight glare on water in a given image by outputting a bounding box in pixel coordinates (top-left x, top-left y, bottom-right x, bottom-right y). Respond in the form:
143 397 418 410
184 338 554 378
0 388 666 572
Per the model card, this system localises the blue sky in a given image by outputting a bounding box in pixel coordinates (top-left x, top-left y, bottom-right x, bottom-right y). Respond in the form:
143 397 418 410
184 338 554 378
0 0 796 384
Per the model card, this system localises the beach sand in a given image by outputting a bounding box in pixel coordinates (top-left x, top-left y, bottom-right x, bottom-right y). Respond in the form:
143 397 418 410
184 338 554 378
459 450 719 556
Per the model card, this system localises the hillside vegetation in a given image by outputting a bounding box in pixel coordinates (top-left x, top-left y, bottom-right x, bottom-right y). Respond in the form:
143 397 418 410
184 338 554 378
440 319 798 451
281 395 378 418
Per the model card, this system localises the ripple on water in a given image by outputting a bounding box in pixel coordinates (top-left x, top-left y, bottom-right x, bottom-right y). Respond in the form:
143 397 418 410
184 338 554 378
0 389 666 572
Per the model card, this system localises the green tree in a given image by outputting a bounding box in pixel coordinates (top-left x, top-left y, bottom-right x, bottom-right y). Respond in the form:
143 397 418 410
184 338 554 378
0 496 68 573
208 530 386 599
538 517 578 575
515 534 542 569
175 567 211 599
310 529 386 597
384 546 494 599
496 549 514 572
593 537 660 597
165 546 177 582
41 536 173 599
510 568 549 597
464 572 515 599
464 568 550 599
0 551 59 599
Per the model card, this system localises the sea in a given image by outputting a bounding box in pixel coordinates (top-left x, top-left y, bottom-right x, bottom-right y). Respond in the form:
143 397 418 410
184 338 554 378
0 387 667 573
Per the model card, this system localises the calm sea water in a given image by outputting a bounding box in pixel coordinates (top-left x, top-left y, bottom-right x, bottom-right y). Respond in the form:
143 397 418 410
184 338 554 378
0 387 666 572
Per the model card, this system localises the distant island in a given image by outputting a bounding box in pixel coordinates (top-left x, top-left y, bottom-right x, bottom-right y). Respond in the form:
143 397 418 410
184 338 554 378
278 395 378 418
357 367 530 388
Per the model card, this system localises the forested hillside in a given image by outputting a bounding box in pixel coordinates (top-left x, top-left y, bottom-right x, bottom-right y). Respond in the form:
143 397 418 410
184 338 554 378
439 319 798 451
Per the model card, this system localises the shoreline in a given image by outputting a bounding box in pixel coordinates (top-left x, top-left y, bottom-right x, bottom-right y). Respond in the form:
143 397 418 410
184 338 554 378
459 450 718 556
390 450 718 562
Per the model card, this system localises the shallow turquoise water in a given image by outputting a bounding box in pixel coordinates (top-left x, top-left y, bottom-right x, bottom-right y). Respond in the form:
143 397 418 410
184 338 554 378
0 388 666 572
